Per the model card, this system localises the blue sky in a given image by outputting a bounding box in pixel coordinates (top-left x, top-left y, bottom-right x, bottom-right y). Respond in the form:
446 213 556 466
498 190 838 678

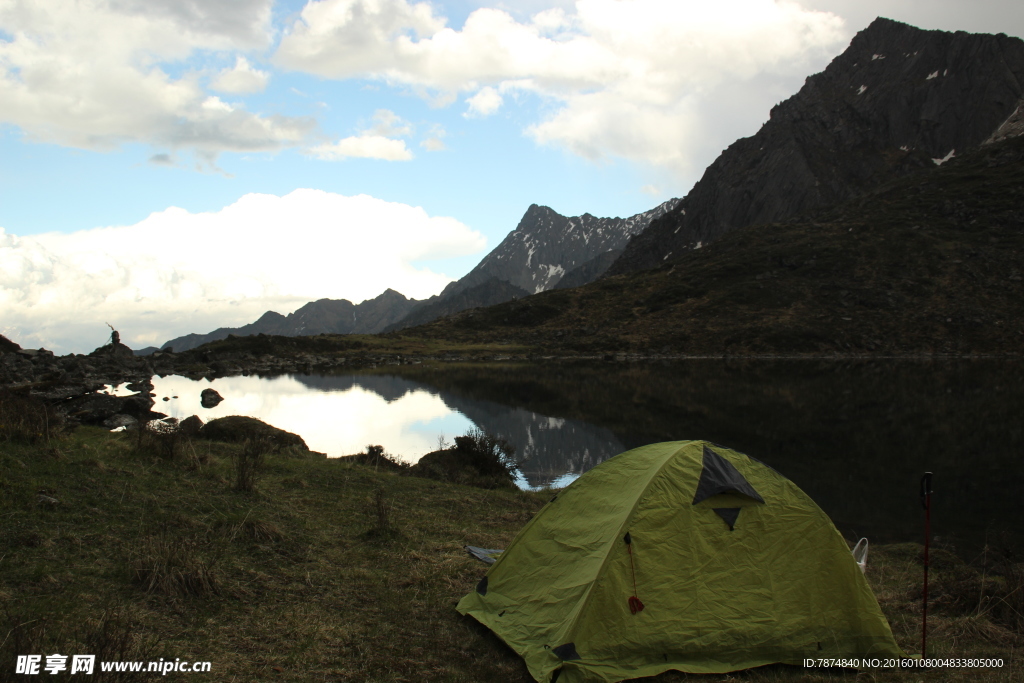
2 0 1022 353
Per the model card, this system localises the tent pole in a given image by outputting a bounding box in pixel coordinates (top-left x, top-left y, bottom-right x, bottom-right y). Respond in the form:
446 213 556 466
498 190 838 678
920 471 933 660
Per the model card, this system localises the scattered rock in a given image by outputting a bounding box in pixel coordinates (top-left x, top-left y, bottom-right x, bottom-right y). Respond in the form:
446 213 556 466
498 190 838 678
90 341 136 361
179 415 204 436
102 414 138 430
17 348 54 358
60 392 162 426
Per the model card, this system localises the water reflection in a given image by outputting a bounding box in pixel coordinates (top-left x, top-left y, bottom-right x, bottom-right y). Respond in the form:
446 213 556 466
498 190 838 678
145 374 474 459
133 372 621 489
121 359 1024 554
388 359 1024 555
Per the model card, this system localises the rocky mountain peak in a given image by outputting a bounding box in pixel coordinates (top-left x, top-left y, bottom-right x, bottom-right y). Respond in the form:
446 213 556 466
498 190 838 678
447 197 681 298
606 18 1024 276
384 199 680 332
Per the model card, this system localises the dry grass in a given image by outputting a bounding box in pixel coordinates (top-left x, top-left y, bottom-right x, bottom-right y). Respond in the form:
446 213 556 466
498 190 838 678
1 604 160 682
130 536 220 598
0 425 1019 682
0 388 66 444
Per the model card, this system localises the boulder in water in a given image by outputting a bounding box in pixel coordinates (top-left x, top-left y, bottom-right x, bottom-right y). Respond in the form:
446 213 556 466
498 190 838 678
200 388 223 408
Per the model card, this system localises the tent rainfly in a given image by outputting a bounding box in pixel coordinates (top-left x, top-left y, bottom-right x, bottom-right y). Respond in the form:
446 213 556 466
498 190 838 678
457 440 905 682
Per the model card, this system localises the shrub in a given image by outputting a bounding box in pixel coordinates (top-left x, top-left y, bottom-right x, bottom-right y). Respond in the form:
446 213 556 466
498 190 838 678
0 388 65 443
233 436 268 493
373 488 392 534
410 428 520 489
335 444 408 471
130 419 183 460
362 488 402 542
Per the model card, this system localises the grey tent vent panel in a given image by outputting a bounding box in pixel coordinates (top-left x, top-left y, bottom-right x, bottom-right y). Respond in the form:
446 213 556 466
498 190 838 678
553 643 580 660
692 445 764 505
713 507 741 530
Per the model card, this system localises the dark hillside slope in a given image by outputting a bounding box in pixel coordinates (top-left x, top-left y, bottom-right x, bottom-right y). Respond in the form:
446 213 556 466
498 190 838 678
607 17 1024 276
386 277 530 331
395 135 1024 356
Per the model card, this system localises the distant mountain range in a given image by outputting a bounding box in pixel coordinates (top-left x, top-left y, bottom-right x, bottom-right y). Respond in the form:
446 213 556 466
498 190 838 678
146 17 1024 356
156 289 421 353
148 200 679 352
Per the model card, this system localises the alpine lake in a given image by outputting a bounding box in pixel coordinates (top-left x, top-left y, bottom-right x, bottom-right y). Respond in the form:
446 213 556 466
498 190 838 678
112 359 1024 559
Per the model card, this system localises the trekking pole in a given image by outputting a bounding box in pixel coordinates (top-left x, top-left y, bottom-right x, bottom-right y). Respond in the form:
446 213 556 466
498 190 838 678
920 471 933 660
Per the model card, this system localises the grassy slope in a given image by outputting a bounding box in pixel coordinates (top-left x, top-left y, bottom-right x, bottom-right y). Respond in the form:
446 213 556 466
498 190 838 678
2 427 1020 682
397 136 1024 356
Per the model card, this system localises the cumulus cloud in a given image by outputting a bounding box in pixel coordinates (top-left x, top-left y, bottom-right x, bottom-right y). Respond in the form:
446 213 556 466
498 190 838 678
114 0 275 49
465 86 503 117
211 56 270 94
275 0 847 174
308 108 415 160
0 191 485 354
307 135 414 160
0 0 310 158
368 108 413 137
419 123 447 150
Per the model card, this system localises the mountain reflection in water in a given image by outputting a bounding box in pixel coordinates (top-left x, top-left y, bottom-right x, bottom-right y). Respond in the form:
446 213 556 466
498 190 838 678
144 359 1023 554
389 359 1024 556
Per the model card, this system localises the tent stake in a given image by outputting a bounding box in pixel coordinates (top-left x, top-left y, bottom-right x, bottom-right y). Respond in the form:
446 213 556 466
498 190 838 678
920 471 933 660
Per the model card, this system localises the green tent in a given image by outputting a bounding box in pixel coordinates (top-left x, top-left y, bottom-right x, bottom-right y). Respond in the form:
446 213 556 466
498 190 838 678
457 440 905 682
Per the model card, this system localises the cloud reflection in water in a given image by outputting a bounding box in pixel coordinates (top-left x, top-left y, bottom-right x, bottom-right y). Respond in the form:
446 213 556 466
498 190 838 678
147 374 474 461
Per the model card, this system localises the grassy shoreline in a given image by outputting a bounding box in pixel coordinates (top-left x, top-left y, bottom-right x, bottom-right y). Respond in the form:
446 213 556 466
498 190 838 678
2 424 1020 682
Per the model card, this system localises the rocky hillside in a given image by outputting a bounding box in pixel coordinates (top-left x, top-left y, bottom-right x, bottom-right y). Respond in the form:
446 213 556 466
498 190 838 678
158 289 421 353
395 133 1024 356
0 334 21 353
607 17 1024 276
